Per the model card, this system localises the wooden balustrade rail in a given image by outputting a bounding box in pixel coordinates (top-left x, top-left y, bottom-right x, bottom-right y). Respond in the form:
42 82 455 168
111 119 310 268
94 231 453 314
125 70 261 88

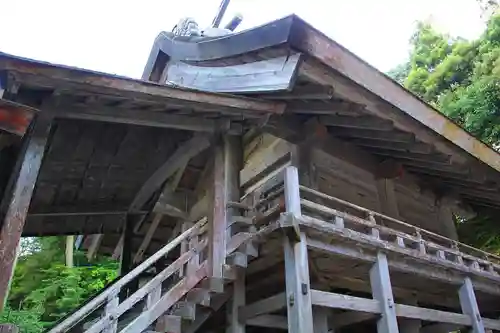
299 185 500 266
48 217 208 333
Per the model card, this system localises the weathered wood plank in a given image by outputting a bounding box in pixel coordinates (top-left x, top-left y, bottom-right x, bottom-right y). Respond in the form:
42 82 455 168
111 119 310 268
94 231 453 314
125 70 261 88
165 54 301 94
0 115 52 310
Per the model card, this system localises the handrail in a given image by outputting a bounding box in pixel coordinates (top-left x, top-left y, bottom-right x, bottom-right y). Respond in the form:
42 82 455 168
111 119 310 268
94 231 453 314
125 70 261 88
48 217 207 333
299 185 500 263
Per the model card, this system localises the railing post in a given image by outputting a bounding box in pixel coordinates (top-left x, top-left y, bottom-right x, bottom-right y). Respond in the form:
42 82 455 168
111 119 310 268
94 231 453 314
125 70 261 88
459 277 485 333
370 252 399 333
283 165 314 333
103 291 119 333
284 166 301 217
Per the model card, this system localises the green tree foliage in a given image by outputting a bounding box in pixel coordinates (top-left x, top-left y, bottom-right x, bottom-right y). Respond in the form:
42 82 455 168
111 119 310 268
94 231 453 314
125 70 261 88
389 13 500 147
388 11 500 250
0 237 118 332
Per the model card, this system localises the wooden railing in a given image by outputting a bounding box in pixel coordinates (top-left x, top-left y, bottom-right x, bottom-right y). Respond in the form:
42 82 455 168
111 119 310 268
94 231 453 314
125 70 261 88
48 217 208 333
298 184 500 276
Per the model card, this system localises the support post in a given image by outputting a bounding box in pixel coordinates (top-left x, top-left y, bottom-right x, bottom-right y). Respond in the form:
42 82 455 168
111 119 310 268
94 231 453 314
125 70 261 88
459 277 485 333
376 179 400 219
227 268 246 333
209 138 227 279
370 252 399 333
283 166 314 333
223 135 245 333
65 235 74 268
313 306 330 333
0 115 52 310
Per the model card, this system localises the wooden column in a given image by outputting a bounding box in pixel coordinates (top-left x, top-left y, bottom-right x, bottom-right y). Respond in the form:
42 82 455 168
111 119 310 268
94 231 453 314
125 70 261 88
0 115 52 310
437 197 458 240
459 277 485 333
224 135 245 333
65 235 74 268
313 307 330 333
283 166 314 333
376 179 400 219
370 252 399 333
210 139 226 279
210 135 239 279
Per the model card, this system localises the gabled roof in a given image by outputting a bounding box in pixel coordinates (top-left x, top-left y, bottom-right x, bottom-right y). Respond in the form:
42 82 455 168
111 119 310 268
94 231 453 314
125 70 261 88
144 14 500 211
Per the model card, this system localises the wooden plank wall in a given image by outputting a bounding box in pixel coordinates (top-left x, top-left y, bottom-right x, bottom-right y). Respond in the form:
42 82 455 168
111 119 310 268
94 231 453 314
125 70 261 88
243 133 460 238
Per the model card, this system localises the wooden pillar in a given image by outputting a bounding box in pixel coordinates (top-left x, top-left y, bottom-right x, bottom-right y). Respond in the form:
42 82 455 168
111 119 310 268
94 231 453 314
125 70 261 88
313 307 330 333
210 138 227 279
65 235 74 268
283 166 314 333
370 252 399 333
376 179 400 219
459 277 485 333
0 115 52 311
437 197 458 240
120 215 135 276
224 134 244 333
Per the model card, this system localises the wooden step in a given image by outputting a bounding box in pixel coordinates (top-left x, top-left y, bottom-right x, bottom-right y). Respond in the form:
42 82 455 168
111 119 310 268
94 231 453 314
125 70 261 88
229 216 255 228
200 277 225 293
155 315 182 333
186 288 211 306
170 301 196 321
227 252 248 268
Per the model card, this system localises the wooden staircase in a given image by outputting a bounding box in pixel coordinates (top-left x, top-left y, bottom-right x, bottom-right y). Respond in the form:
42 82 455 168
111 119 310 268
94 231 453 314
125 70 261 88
47 215 258 333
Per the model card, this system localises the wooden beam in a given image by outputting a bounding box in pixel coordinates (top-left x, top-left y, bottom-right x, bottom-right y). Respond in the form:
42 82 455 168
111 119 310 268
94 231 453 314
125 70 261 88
262 84 334 100
320 115 394 131
331 127 415 143
246 314 288 329
129 133 211 212
286 100 365 115
347 137 433 154
238 292 286 321
0 114 52 310
133 162 188 263
310 290 380 313
58 105 242 134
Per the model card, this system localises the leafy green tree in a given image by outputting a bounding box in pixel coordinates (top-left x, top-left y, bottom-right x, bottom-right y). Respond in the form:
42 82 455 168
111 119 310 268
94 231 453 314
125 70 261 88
0 237 118 332
389 11 500 251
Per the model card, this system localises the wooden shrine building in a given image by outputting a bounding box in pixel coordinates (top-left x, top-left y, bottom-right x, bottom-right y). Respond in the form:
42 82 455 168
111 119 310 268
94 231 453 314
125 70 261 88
1 15 500 333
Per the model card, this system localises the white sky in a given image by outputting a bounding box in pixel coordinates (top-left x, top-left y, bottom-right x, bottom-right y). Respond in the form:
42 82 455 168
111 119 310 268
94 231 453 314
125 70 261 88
0 0 486 78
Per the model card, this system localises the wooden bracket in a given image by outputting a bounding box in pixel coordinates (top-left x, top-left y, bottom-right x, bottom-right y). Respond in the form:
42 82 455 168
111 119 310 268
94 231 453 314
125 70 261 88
279 212 301 242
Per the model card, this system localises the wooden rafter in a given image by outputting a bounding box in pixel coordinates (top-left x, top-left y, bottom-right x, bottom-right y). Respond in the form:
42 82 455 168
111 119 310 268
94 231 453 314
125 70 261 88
129 133 211 212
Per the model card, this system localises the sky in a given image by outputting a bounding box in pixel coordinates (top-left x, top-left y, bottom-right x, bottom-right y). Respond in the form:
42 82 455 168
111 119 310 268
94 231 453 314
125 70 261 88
0 0 486 79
